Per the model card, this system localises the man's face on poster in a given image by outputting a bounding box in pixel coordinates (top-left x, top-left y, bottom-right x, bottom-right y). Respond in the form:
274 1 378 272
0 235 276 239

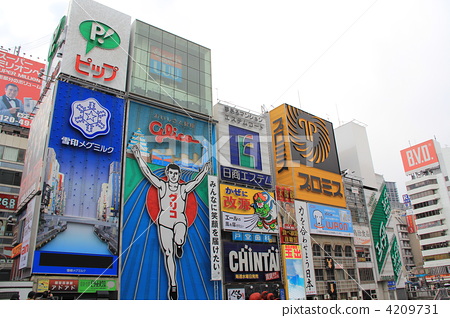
5 85 18 99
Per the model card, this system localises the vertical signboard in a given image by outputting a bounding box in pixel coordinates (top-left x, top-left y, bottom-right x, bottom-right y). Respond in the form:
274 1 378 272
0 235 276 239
400 140 439 175
295 200 317 295
276 186 298 244
0 51 44 127
390 236 402 283
121 102 217 300
31 81 125 276
269 104 345 207
220 184 278 233
60 0 131 91
281 244 306 300
214 103 273 188
208 175 222 281
370 184 391 273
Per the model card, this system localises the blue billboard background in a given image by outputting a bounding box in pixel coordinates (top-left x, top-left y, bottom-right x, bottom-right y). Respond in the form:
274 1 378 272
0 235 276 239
121 102 219 299
307 203 354 237
33 81 125 275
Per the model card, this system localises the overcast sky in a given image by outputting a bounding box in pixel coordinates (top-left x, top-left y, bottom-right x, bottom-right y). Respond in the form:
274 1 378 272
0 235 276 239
1 0 449 196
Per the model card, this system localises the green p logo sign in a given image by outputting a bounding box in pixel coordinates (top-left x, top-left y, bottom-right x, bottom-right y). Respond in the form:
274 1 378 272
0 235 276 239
79 20 121 54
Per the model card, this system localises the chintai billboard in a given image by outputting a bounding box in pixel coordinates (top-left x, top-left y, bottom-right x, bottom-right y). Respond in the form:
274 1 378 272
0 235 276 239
121 101 218 300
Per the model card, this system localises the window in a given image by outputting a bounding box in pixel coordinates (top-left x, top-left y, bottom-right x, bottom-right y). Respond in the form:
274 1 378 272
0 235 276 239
415 209 441 219
358 268 375 282
334 245 342 257
315 269 324 281
0 169 22 186
327 270 335 280
345 246 353 257
356 247 371 262
324 244 332 256
347 269 356 280
407 179 437 191
313 244 321 256
413 199 438 209
0 146 25 163
336 269 345 280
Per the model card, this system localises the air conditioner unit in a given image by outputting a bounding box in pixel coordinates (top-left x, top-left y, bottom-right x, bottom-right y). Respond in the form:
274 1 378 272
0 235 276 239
324 294 330 300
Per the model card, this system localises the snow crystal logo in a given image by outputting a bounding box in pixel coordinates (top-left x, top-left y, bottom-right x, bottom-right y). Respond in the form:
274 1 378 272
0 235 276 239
69 98 111 139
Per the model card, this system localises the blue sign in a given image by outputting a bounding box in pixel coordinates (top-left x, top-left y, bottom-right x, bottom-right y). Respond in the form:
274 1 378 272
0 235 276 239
308 203 354 237
232 232 274 243
220 165 272 188
232 232 243 241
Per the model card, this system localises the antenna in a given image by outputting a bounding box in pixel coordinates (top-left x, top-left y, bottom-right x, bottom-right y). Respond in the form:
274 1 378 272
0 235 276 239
297 90 302 109
336 103 341 126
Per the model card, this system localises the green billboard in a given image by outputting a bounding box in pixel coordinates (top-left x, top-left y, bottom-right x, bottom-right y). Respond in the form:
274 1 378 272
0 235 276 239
370 185 391 273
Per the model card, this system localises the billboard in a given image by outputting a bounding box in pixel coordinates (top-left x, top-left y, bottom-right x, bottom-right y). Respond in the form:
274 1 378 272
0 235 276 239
214 102 273 189
308 203 354 237
370 184 391 273
281 244 306 300
400 139 439 175
59 0 131 91
276 186 298 244
269 104 346 208
121 102 218 300
294 200 317 295
223 241 281 283
31 81 125 275
353 225 371 245
129 20 212 115
390 236 402 283
220 184 278 233
0 51 44 127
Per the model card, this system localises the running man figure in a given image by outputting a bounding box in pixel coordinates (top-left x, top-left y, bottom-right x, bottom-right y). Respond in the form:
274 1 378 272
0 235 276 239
132 145 211 300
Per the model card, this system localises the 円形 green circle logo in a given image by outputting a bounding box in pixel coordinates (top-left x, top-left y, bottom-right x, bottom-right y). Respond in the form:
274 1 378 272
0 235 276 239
79 20 121 54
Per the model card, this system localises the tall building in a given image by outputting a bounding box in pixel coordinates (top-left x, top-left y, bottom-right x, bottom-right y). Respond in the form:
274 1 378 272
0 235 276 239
335 120 407 300
400 139 450 287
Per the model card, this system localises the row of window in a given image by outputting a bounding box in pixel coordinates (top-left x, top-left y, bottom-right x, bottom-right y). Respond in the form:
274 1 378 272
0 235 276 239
422 242 448 251
419 230 447 240
407 178 438 191
415 209 441 220
413 199 438 210
312 244 353 257
314 268 375 283
0 169 22 187
409 189 436 200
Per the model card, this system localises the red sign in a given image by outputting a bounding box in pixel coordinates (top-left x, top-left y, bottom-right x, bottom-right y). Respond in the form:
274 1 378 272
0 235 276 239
265 272 280 281
0 51 44 128
49 279 79 292
406 215 417 233
0 193 18 211
11 244 22 258
400 140 439 174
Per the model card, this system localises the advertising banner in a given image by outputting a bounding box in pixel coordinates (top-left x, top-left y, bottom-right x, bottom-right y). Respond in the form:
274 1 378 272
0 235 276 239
0 51 44 127
390 236 402 283
295 200 317 295
269 104 346 208
60 0 131 91
370 184 391 273
223 241 281 283
308 203 354 237
281 244 306 300
406 215 418 233
214 102 273 189
31 81 125 276
400 139 439 175
121 102 218 300
353 225 372 245
220 184 278 233
0 193 18 211
208 175 222 281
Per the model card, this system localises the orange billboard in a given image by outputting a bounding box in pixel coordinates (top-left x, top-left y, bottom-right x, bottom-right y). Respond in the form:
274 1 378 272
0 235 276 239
400 140 439 175
0 51 44 128
269 104 346 208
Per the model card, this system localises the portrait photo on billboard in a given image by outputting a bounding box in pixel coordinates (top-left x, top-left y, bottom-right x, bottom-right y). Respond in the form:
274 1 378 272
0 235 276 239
0 51 45 128
121 101 218 300
32 81 125 276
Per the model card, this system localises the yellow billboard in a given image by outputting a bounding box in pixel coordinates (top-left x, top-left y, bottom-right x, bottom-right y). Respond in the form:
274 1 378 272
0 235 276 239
270 104 346 208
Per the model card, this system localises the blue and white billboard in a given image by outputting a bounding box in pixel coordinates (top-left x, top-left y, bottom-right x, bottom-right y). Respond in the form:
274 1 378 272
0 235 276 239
307 203 353 237
32 81 125 276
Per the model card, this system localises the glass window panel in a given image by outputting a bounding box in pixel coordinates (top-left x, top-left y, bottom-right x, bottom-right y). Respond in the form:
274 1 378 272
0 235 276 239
175 37 188 51
162 44 175 60
188 54 200 70
135 34 149 51
163 32 176 48
187 42 200 57
199 60 211 74
0 146 3 159
131 77 147 96
199 72 212 87
200 85 212 102
175 50 188 66
135 21 149 36
3 147 18 162
187 67 200 83
199 47 211 62
187 81 199 96
149 26 163 43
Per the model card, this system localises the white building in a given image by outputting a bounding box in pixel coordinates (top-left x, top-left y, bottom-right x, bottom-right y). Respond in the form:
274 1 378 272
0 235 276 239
401 139 450 285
